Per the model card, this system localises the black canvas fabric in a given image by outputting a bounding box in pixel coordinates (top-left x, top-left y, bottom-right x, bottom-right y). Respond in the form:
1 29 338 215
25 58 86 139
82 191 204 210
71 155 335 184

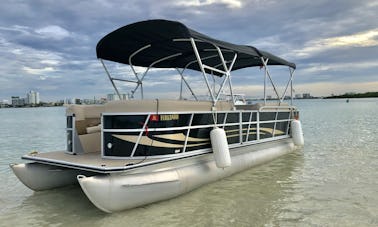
96 19 296 75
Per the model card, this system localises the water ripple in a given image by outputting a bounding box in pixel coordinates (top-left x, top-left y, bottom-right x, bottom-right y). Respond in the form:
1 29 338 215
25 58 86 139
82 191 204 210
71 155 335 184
1 100 378 226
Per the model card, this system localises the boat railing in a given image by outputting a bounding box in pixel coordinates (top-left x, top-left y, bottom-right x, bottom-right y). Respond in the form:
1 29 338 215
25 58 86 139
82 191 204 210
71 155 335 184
66 114 75 154
100 107 294 159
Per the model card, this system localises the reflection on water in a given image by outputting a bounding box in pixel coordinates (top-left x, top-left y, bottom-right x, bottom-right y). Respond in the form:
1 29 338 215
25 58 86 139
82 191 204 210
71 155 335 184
1 99 378 226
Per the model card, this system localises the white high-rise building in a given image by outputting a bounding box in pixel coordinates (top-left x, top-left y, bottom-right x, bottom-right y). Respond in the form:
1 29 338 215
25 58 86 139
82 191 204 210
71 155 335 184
107 93 128 101
295 94 303 99
27 90 40 105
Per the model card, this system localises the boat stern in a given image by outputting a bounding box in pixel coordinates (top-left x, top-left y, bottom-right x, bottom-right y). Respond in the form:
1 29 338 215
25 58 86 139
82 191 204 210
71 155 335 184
10 162 88 191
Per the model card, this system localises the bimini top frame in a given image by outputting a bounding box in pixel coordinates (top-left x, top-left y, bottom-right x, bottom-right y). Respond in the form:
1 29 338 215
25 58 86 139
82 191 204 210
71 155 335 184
96 19 297 105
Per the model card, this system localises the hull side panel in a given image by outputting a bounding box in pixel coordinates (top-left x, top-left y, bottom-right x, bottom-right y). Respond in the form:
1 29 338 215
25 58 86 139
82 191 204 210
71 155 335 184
78 139 295 212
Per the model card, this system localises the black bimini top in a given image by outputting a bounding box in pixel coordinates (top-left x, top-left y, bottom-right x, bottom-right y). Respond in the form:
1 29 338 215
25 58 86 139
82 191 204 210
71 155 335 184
96 19 296 74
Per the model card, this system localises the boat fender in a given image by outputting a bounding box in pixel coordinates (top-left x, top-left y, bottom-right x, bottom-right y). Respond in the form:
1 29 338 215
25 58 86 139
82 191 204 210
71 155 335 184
210 127 231 168
291 119 304 146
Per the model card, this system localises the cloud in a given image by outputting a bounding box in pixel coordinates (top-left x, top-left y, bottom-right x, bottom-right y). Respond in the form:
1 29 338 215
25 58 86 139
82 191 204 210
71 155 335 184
0 25 32 35
295 29 378 58
22 66 56 75
35 25 71 40
175 0 243 8
300 60 378 74
0 0 377 101
40 59 60 65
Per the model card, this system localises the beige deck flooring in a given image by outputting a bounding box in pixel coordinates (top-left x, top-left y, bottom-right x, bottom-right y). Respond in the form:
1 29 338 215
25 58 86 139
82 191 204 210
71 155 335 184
24 151 159 169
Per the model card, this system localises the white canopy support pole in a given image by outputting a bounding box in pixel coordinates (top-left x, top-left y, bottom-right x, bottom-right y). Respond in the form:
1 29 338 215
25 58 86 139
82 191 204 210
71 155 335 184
128 44 151 98
112 78 139 84
180 70 183 100
216 46 229 72
183 54 219 70
262 58 268 104
130 53 183 99
212 60 232 69
190 38 216 103
261 57 280 102
213 53 238 105
212 46 237 104
280 67 295 103
128 44 151 81
176 68 198 101
227 54 238 106
204 48 235 53
228 54 238 73
100 59 122 100
131 67 149 99
202 65 227 75
228 75 235 106
140 83 144 99
211 72 216 95
214 74 229 103
290 67 294 105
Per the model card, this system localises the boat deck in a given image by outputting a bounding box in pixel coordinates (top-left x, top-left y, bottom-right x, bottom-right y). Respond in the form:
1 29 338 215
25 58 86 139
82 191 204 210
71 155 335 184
22 151 164 173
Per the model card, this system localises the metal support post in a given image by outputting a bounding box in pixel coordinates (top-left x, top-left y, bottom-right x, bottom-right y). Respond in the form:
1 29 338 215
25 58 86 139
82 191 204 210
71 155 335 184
190 38 216 103
100 59 122 100
176 68 198 101
280 67 295 103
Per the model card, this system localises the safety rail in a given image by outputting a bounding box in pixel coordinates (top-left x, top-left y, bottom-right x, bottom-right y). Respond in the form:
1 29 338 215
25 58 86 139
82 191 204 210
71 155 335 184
100 108 294 159
259 105 297 140
65 114 75 154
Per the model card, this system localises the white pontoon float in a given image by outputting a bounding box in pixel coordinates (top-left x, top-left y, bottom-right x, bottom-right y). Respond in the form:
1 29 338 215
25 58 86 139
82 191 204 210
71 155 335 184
10 19 304 213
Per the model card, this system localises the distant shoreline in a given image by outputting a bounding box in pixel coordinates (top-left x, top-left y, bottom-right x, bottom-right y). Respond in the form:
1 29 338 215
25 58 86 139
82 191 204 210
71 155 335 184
2 94 377 108
0 103 64 109
324 92 378 99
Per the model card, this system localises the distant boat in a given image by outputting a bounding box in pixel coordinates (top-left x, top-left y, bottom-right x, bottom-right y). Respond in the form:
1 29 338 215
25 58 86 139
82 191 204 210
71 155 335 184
10 19 304 213
346 99 350 103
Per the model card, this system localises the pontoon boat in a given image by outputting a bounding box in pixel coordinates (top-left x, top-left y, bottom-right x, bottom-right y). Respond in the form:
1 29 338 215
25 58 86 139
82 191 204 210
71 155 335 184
10 19 304 213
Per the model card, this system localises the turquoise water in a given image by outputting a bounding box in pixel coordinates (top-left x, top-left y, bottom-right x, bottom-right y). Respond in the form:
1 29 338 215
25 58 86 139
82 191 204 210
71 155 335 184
0 99 377 226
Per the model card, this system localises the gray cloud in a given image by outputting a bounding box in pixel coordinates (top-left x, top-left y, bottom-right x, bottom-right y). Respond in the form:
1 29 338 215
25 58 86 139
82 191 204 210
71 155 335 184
0 0 377 102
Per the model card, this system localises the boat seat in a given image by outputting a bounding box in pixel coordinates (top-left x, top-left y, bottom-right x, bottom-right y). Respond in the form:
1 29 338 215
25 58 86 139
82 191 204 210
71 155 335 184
66 100 234 119
66 100 233 135
236 102 289 110
104 99 233 113
66 104 105 121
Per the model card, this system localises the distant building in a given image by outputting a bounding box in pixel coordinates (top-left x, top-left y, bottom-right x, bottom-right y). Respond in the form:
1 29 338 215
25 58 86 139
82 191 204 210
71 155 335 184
0 100 9 108
295 94 303 99
302 93 312 99
11 96 26 107
99 97 107 103
107 93 128 101
27 90 40 105
63 98 76 105
74 98 82 104
82 98 98 105
11 96 19 106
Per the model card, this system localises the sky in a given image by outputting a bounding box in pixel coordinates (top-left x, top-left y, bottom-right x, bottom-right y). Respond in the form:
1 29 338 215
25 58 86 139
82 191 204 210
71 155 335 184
0 0 377 102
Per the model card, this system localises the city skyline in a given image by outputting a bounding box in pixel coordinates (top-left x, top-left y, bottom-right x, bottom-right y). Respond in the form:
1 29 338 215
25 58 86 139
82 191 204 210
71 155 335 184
0 1 377 101
1 90 132 105
2 89 319 105
3 89 319 104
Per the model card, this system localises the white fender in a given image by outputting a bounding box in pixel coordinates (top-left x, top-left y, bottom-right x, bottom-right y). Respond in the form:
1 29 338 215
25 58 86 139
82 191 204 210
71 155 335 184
210 127 231 168
291 119 304 146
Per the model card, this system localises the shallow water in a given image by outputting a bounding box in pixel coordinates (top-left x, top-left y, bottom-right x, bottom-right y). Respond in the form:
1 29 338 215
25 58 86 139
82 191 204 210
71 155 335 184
1 99 377 226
